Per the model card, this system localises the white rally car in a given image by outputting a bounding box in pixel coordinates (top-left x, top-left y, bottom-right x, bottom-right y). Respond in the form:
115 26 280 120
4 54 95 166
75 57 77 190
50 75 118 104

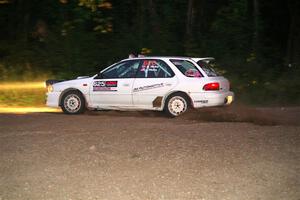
46 56 234 117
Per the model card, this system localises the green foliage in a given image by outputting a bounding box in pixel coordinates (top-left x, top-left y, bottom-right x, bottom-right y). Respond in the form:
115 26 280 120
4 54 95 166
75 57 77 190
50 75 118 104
0 88 46 107
0 0 299 105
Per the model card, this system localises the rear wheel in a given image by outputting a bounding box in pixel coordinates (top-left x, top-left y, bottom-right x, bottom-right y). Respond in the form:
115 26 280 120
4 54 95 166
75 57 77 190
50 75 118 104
164 93 189 117
61 91 85 114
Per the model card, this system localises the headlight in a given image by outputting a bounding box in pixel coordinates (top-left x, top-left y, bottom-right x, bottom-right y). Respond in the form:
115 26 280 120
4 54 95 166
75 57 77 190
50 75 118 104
47 85 53 93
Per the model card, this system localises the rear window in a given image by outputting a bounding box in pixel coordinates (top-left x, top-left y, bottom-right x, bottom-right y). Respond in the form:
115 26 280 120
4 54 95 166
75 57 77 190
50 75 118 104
197 60 219 77
170 59 203 78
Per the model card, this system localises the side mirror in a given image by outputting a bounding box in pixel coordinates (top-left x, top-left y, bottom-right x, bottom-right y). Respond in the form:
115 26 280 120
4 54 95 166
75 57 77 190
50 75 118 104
94 72 103 79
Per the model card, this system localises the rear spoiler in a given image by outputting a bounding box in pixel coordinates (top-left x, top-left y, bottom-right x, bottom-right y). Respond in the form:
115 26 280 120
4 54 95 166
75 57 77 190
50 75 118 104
191 57 215 63
45 79 65 87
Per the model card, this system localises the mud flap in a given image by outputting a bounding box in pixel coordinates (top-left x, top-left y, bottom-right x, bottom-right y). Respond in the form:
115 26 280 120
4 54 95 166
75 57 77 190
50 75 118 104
152 96 163 108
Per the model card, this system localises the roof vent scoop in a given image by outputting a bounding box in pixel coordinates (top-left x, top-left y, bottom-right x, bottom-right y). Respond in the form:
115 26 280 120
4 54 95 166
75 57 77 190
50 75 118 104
129 53 136 58
76 76 89 79
128 53 145 58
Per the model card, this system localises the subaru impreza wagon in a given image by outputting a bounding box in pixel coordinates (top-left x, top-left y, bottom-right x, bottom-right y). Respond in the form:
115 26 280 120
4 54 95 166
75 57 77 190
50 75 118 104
46 56 234 117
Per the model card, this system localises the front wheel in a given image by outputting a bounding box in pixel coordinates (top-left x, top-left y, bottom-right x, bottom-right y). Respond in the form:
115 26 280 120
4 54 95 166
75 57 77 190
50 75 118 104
61 91 85 114
164 94 189 117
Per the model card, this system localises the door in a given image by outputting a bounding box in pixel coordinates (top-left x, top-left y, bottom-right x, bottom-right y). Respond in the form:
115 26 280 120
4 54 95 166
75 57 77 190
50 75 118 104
90 60 140 108
132 59 178 109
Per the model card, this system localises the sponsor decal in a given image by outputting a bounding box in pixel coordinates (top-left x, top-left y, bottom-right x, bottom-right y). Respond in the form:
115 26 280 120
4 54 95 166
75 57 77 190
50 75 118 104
133 83 164 92
140 60 159 72
93 81 118 91
105 81 118 87
194 100 208 103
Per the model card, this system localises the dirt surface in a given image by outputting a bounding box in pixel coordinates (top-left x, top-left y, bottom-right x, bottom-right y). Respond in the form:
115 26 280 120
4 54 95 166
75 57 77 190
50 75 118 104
0 105 300 200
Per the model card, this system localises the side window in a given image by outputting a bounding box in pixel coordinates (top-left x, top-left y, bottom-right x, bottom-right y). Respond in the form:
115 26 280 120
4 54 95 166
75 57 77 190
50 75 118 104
197 60 220 77
136 59 174 78
170 59 203 78
101 60 140 79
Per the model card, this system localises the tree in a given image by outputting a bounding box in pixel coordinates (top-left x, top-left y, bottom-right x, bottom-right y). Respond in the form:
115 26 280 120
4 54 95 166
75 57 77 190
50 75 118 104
286 0 300 67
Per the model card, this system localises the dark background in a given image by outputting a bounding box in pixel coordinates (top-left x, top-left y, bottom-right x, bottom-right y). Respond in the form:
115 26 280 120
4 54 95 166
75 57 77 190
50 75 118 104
0 0 299 104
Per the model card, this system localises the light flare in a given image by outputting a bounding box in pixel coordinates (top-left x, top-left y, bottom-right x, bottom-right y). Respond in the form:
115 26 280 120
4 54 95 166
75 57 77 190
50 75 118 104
0 82 45 90
0 107 61 114
0 81 60 114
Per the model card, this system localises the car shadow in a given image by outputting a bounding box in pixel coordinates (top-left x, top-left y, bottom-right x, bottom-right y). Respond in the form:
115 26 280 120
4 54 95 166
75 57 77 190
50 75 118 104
45 104 300 126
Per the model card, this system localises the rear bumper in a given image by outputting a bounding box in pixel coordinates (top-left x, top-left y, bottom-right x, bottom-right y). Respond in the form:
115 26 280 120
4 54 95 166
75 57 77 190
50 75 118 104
46 92 61 108
190 91 234 108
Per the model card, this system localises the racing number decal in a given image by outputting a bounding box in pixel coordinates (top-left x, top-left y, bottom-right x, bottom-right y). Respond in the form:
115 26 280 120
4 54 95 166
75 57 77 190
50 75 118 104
93 81 118 91
140 60 159 72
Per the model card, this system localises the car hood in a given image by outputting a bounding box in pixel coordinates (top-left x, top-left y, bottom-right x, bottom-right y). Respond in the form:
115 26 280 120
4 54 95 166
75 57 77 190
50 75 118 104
51 77 93 92
54 77 91 86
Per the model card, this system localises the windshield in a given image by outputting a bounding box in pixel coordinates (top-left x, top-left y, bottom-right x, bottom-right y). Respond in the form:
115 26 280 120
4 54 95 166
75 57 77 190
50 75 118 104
197 60 219 77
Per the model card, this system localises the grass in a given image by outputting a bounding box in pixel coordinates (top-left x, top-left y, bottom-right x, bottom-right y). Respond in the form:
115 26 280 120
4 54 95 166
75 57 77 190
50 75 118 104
0 82 46 107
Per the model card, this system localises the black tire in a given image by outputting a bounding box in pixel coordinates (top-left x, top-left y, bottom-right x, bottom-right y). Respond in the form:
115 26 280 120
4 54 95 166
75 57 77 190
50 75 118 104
164 93 189 117
60 90 85 114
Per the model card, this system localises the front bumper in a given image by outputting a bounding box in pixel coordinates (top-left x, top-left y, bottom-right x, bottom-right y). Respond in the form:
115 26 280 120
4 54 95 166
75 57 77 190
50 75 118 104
46 92 61 108
190 91 234 108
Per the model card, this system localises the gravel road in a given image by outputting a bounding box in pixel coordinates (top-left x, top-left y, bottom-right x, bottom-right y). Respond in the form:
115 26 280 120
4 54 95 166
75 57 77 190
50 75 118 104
0 106 299 200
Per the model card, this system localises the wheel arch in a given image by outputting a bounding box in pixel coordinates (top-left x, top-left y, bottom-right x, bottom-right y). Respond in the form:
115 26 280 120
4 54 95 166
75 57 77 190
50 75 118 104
163 90 194 110
59 88 87 106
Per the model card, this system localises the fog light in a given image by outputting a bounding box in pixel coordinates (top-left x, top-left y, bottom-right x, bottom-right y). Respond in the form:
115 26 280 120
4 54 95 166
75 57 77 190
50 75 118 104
47 85 53 93
226 96 233 104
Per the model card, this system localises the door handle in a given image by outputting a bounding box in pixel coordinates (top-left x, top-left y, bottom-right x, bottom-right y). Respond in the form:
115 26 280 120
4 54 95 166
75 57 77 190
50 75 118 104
123 83 130 87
